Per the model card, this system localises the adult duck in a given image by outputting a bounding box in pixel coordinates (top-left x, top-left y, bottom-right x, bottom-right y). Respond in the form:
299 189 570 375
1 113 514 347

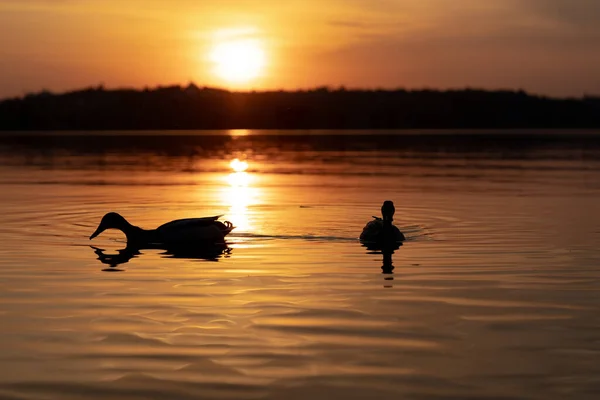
89 212 234 245
360 200 405 244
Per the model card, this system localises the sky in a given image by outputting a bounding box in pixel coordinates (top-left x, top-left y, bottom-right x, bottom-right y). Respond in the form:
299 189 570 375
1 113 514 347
0 0 599 98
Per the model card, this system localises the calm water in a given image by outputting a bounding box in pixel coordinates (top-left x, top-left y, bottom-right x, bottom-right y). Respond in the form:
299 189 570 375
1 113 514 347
0 131 599 400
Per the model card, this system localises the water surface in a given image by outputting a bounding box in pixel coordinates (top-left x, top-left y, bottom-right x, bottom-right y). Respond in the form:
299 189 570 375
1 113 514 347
0 131 599 400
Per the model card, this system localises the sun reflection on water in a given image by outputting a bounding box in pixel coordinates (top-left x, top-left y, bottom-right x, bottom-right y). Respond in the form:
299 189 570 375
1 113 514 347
230 158 249 173
228 129 250 137
222 158 259 232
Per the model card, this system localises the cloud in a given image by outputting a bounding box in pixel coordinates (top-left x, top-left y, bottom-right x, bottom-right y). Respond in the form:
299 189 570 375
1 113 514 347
328 20 370 29
314 0 600 95
526 0 600 29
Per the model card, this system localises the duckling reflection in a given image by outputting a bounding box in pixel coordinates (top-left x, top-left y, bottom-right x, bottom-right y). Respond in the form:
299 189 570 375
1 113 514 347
92 242 231 272
363 241 402 286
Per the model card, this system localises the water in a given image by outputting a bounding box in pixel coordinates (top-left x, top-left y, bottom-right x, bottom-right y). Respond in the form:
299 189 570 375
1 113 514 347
0 131 599 400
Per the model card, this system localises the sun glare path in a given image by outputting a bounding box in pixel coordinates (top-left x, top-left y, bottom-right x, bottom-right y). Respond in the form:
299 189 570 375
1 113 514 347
229 129 250 137
230 158 249 173
209 38 265 84
221 158 258 232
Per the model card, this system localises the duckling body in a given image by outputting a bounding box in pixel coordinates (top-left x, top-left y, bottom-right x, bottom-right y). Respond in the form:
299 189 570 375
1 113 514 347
360 201 405 244
90 212 234 245
360 217 405 243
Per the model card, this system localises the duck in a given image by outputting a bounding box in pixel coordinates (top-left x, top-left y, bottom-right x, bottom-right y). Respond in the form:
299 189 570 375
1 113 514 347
89 212 234 245
360 200 405 244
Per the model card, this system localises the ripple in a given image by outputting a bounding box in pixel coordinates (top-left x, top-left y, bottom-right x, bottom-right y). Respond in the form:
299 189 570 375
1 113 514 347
1 139 600 400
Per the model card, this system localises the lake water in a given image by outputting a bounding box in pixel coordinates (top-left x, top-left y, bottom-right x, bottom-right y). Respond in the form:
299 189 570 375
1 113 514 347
0 131 599 400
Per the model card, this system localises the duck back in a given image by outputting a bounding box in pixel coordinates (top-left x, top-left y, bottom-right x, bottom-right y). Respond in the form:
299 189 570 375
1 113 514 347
360 218 405 243
156 216 234 244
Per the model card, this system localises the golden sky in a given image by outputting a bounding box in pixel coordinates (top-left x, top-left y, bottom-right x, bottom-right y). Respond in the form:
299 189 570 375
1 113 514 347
0 0 599 97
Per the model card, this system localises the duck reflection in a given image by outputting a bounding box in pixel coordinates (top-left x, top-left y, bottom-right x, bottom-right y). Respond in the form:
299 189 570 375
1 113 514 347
92 242 231 272
362 241 402 285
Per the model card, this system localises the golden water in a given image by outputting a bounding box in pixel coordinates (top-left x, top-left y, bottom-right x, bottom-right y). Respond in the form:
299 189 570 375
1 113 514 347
0 132 599 399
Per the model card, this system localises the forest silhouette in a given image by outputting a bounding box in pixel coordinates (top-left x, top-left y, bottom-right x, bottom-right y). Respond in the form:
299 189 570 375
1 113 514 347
1 84 599 130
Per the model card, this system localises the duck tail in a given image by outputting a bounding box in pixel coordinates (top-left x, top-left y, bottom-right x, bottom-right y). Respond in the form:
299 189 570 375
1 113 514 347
222 220 235 234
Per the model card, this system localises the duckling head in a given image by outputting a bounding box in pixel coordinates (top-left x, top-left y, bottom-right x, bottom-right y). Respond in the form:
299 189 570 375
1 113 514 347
381 200 395 222
90 212 130 240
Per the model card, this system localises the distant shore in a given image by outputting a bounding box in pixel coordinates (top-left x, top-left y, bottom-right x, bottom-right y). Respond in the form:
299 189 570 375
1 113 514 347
1 129 600 137
1 85 599 130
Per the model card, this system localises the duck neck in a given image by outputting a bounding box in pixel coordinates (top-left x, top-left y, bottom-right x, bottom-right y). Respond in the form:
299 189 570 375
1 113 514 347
120 222 147 244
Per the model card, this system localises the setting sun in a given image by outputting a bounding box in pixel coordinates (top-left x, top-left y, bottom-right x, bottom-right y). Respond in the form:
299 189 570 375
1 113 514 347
210 38 266 84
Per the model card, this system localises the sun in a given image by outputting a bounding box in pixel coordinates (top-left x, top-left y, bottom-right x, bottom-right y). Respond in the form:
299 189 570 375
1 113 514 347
209 38 266 84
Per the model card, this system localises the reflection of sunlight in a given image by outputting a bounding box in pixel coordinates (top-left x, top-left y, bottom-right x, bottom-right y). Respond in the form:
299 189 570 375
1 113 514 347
229 129 250 137
227 171 251 186
222 159 260 232
230 158 249 173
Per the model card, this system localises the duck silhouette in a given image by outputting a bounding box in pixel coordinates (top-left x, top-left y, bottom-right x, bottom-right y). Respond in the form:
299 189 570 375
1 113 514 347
360 200 405 246
90 212 234 246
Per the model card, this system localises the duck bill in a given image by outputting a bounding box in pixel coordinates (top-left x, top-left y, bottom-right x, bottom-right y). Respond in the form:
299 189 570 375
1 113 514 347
89 226 105 240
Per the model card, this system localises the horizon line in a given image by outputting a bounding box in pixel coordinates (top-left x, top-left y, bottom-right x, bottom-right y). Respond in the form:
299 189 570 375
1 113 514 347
4 82 600 102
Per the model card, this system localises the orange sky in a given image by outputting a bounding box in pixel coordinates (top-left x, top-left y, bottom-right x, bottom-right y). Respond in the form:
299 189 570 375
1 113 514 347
0 0 599 98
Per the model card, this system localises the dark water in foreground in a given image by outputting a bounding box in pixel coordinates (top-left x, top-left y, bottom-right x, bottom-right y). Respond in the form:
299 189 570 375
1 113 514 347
0 131 599 400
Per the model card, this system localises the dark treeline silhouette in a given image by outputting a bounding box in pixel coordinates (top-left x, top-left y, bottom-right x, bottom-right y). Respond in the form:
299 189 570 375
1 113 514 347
1 84 599 130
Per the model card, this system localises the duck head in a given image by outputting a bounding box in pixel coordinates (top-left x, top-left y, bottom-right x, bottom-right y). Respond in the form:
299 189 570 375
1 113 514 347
90 212 131 240
381 200 395 222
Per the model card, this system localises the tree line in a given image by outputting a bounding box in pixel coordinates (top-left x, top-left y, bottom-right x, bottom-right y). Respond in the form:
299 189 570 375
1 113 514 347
1 84 599 130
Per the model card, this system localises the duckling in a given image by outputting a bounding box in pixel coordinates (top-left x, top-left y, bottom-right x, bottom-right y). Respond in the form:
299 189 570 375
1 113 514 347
89 212 233 245
360 200 405 244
